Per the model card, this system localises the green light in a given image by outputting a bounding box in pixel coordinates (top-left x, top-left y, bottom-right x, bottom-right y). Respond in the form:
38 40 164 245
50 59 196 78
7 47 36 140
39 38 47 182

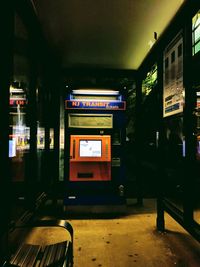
192 10 200 56
195 42 200 55
142 64 157 97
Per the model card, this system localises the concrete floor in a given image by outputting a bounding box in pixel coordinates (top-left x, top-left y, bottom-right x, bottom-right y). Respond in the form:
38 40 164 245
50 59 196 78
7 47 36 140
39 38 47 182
17 199 200 267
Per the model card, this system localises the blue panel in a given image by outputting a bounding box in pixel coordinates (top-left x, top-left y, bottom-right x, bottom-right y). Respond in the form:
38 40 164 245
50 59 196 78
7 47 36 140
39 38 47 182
65 100 126 110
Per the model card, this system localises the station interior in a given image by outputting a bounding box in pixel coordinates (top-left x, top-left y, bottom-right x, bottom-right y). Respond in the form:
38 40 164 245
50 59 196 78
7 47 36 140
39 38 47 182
1 0 200 266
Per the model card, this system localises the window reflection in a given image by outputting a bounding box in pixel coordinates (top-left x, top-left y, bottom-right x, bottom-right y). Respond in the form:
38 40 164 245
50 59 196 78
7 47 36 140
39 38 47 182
164 116 184 211
192 10 200 55
37 125 45 150
9 81 30 182
36 83 45 183
194 89 200 223
10 13 30 183
50 128 54 150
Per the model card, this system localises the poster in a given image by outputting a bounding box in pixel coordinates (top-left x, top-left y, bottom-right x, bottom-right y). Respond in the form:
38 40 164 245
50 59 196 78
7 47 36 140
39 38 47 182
163 33 184 117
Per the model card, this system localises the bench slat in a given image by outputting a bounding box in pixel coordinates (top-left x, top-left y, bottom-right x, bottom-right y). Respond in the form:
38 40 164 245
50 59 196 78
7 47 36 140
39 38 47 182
39 241 70 267
9 243 40 267
6 219 73 267
22 244 41 267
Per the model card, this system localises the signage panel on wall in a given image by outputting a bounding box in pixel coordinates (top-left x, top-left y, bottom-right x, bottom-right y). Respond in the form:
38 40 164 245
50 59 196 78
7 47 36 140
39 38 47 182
65 100 126 110
68 114 113 128
163 33 184 117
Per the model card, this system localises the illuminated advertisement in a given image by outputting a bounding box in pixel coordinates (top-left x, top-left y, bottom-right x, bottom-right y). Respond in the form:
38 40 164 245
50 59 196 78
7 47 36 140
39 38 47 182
9 139 16 157
50 128 54 149
37 127 45 149
10 97 27 106
163 33 184 117
11 126 30 150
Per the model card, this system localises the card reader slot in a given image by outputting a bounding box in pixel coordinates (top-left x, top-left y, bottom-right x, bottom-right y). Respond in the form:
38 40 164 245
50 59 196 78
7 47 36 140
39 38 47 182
77 172 93 178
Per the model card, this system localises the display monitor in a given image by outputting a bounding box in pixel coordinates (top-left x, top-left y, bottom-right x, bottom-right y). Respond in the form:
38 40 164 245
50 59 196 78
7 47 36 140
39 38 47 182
70 135 110 162
9 139 16 157
79 140 102 157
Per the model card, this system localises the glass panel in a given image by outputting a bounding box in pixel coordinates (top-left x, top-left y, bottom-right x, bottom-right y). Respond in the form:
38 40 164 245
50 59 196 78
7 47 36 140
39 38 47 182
163 116 184 211
163 34 184 117
9 12 31 223
37 125 45 150
140 65 159 196
194 89 200 223
194 26 200 43
192 11 200 30
192 10 200 56
195 41 200 55
59 95 65 181
9 14 30 183
142 64 157 101
50 128 54 150
36 83 45 182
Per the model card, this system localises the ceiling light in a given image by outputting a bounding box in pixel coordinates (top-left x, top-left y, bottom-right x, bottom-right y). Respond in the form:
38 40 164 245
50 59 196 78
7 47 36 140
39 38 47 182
72 89 119 95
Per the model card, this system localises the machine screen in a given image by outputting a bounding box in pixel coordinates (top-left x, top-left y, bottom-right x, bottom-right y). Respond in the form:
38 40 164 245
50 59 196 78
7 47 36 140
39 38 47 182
79 140 102 157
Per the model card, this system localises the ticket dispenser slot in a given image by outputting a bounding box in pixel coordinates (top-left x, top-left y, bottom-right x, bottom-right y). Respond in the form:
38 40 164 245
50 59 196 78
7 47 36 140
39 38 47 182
69 135 111 181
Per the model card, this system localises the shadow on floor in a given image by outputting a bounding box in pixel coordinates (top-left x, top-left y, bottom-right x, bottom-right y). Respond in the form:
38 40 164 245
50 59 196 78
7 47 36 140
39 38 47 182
37 198 157 220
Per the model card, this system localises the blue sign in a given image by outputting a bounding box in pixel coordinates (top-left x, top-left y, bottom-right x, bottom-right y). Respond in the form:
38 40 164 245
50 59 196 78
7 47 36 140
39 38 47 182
165 103 180 114
65 100 126 110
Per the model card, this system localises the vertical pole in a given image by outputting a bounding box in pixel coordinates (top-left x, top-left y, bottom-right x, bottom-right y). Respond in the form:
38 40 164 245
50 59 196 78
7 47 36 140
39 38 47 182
182 10 195 225
156 50 165 232
135 72 143 206
51 70 61 204
156 198 165 231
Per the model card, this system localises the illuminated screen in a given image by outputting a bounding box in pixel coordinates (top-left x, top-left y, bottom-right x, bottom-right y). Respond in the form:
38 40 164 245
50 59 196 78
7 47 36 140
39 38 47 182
9 139 16 158
79 140 102 157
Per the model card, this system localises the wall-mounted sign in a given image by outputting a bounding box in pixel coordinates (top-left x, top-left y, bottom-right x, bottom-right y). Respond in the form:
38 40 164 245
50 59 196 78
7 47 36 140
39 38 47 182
68 114 113 128
10 98 27 106
65 100 126 110
163 32 184 117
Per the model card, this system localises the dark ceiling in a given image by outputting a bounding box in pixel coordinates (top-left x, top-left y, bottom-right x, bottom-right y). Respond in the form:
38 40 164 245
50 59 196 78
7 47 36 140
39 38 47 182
32 0 185 71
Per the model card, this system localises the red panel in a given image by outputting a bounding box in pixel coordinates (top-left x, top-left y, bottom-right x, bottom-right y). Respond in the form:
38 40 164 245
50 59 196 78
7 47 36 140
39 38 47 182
69 135 111 181
69 162 111 181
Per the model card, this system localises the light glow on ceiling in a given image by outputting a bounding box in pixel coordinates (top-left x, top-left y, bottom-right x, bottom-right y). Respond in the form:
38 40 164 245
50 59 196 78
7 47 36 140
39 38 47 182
72 89 119 95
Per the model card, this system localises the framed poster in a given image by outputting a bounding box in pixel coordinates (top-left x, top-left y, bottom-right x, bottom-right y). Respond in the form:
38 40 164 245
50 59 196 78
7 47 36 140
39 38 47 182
163 32 184 117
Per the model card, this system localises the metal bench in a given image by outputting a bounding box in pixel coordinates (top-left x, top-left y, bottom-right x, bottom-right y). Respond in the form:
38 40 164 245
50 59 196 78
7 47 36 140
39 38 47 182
3 220 73 267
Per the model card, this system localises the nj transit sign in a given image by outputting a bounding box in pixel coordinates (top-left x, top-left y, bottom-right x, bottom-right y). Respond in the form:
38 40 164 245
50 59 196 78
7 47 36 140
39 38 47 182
65 100 126 110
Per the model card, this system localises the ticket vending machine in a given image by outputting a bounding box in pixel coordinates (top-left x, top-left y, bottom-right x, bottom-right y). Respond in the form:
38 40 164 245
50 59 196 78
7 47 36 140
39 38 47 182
64 89 126 205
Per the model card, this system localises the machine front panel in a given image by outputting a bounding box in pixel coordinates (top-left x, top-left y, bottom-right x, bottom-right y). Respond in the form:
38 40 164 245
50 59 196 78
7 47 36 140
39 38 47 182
69 135 111 181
